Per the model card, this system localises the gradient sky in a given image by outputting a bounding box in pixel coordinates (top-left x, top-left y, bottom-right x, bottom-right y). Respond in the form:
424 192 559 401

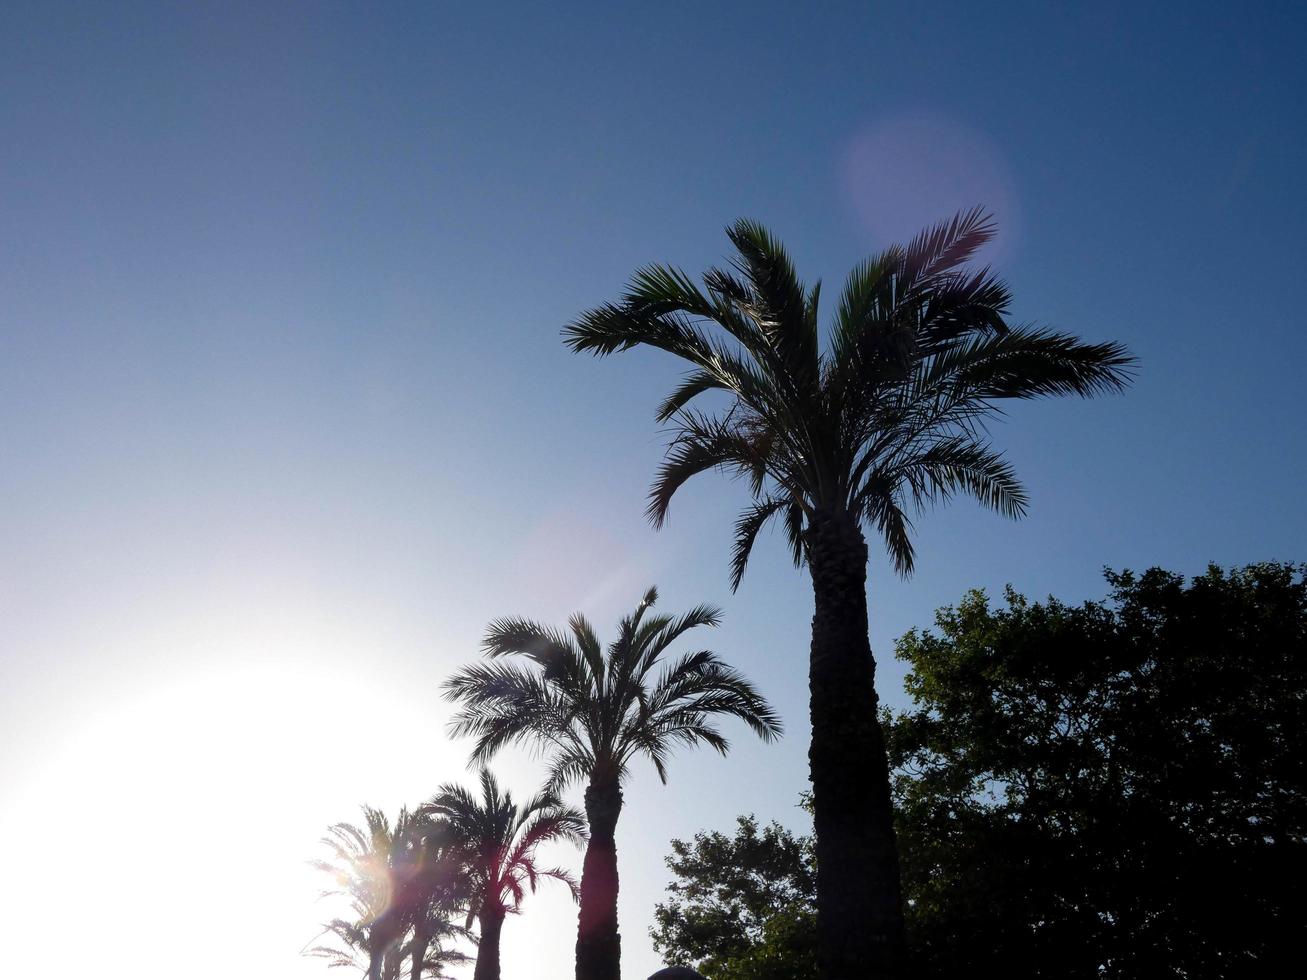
2 2 1305 978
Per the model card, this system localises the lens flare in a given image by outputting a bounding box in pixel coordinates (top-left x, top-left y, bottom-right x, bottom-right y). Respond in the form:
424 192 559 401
840 112 1020 260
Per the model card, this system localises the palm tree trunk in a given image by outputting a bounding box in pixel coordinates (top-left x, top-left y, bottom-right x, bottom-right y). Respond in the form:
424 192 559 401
473 906 505 980
369 912 402 980
384 944 405 980
806 509 905 979
575 778 623 980
409 924 429 980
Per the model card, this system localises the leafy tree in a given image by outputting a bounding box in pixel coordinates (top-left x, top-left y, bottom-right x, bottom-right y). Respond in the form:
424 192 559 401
652 563 1306 979
709 905 817 980
306 806 472 980
887 562 1307 978
564 210 1133 977
421 769 585 980
444 588 782 980
651 815 815 980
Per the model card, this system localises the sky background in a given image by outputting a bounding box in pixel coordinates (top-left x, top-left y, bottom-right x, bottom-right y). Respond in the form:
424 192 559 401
2 2 1305 978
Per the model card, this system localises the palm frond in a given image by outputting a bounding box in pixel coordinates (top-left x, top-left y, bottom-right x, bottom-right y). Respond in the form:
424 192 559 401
654 370 728 422
885 436 1029 519
956 324 1136 398
863 488 916 576
444 661 580 762
566 210 1133 584
725 218 817 389
647 413 764 528
424 768 583 922
452 591 780 802
902 206 997 285
729 497 788 591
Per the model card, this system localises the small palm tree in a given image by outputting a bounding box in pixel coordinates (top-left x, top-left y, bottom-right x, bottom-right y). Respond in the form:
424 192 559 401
400 905 474 980
444 588 783 980
563 211 1134 978
306 806 471 980
403 821 476 980
409 924 474 980
421 769 586 980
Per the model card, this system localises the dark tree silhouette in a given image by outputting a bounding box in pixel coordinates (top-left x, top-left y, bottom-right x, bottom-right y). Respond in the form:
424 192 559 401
887 563 1307 978
421 769 585 980
652 814 816 980
444 587 782 980
650 564 1307 978
564 210 1134 978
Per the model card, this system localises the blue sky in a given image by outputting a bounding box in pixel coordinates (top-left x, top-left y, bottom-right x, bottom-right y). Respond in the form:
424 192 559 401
2 2 1305 978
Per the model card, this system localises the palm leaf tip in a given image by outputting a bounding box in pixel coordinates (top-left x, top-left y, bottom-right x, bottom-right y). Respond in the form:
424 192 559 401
905 205 998 278
729 497 789 591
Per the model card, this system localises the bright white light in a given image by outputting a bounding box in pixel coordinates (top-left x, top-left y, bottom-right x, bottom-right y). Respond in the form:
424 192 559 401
0 658 455 980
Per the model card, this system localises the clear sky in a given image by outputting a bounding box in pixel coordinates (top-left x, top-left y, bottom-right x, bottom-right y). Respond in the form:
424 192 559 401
2 2 1305 978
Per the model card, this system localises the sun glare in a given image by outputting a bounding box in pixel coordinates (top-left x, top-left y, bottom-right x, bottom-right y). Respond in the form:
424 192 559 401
0 650 455 980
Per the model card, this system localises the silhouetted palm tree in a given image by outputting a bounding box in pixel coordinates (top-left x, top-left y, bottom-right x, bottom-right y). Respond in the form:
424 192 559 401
444 588 783 980
404 822 475 980
306 806 472 980
421 769 585 980
563 210 1134 979
405 917 472 980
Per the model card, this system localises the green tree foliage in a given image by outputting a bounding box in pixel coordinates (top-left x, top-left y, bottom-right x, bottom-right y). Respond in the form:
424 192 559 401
888 562 1307 978
651 815 815 978
565 210 1133 979
653 563 1306 979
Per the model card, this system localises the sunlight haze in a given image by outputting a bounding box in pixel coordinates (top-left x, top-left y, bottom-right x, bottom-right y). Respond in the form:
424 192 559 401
2 2 1304 978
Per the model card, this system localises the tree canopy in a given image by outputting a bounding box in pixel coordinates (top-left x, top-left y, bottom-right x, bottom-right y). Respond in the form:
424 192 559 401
888 561 1307 978
651 815 816 980
651 563 1307 979
443 587 782 792
564 209 1134 579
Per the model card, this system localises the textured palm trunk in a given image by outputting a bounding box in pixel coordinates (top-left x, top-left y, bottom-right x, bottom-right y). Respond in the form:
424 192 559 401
575 778 623 980
384 945 405 980
368 914 402 980
806 509 905 979
409 925 429 980
473 906 505 980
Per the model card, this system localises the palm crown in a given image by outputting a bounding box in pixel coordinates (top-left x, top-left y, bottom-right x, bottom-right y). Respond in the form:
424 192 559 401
310 806 410 931
420 768 586 920
443 587 783 789
564 208 1135 580
306 806 470 980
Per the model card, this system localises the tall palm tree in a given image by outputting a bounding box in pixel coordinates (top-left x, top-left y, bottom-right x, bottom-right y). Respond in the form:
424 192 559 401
562 210 1135 979
421 769 586 980
306 806 472 980
444 587 783 980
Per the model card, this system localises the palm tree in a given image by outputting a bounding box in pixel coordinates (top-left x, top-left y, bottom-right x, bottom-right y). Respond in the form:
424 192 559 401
562 210 1134 979
403 821 476 980
444 587 783 980
305 806 472 980
421 769 586 980
404 915 472 980
409 924 474 980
